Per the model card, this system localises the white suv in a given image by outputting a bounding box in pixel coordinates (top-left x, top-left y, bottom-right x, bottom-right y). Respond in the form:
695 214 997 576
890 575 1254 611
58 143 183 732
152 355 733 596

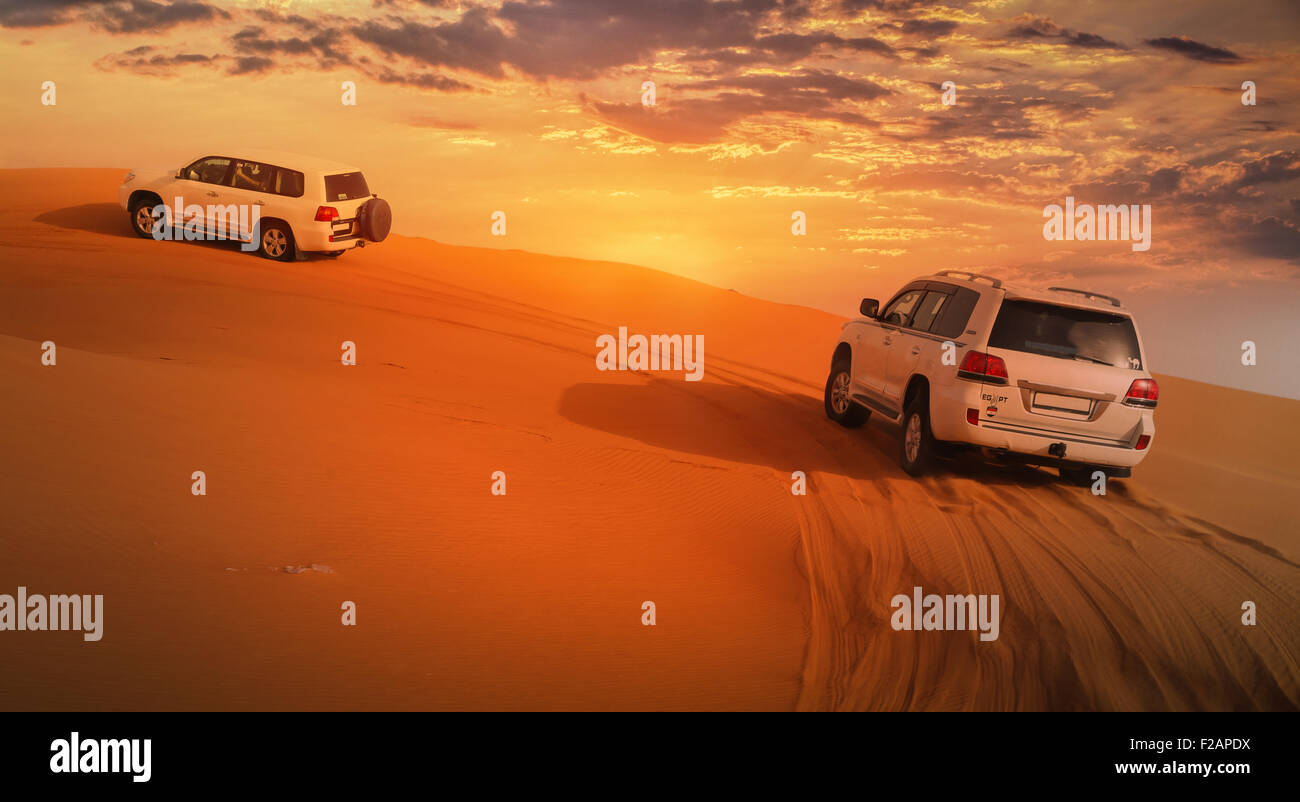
824 271 1157 482
118 149 391 260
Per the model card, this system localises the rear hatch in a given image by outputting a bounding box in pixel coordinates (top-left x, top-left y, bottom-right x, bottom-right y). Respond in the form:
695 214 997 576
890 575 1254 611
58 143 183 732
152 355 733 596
322 171 371 241
981 298 1147 444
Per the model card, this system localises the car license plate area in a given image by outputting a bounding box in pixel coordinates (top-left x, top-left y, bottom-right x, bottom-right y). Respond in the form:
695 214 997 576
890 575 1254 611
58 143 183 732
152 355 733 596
1032 392 1092 416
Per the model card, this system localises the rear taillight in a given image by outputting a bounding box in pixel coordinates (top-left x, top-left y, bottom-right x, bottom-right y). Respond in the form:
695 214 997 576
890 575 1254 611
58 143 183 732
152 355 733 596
315 206 339 222
1135 434 1151 450
966 408 979 425
958 350 1009 383
1124 378 1159 408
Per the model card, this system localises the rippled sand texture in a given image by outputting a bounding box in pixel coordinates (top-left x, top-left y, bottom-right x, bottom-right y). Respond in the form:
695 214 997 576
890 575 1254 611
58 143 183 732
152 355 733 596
0 169 1295 710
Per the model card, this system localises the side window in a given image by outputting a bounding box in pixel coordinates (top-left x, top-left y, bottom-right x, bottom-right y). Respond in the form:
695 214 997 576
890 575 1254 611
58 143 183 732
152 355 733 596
230 160 273 193
932 287 980 338
184 157 232 184
273 168 304 198
911 291 949 332
880 289 924 327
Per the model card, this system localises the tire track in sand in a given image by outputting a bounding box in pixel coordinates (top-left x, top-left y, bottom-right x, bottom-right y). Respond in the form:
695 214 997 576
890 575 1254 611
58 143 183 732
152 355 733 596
697 359 1300 711
325 255 1300 712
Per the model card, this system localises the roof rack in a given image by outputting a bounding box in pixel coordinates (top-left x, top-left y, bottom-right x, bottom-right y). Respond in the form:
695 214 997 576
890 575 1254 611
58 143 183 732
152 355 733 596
1046 287 1122 308
935 270 1002 289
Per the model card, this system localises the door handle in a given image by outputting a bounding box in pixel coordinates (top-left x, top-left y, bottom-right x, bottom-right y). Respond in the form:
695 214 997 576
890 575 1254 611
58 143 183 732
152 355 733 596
910 345 921 355
253 200 265 206
206 191 219 197
883 337 892 345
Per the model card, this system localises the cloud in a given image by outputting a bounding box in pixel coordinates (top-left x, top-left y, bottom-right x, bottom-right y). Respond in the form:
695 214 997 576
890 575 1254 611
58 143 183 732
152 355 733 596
832 0 931 14
227 55 272 75
680 31 899 67
368 66 476 92
8 0 1299 281
898 19 959 37
587 70 888 143
749 31 897 60
585 97 746 144
0 0 228 31
1237 216 1300 262
352 0 903 82
1006 15 1125 50
353 7 512 79
94 45 215 75
1144 35 1244 63
93 0 229 34
1233 150 1300 189
681 71 892 103
0 0 100 28
229 24 352 68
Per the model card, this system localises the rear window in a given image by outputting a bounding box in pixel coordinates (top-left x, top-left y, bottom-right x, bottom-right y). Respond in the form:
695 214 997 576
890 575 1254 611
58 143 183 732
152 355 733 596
324 172 369 202
989 300 1143 370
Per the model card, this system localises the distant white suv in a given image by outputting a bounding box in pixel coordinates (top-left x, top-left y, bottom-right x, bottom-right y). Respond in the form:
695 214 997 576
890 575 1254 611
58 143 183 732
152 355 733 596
118 149 391 260
824 271 1157 482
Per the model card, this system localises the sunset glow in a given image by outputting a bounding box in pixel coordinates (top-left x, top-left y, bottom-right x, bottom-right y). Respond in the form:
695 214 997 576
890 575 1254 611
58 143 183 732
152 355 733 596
3 0 1298 396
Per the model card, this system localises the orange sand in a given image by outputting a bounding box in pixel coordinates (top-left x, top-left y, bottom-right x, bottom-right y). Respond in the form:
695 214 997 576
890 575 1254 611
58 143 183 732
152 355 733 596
0 169 1296 710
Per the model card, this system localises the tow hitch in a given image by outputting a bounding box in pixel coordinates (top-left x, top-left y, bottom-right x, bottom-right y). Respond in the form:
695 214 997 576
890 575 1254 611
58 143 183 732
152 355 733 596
1048 442 1067 459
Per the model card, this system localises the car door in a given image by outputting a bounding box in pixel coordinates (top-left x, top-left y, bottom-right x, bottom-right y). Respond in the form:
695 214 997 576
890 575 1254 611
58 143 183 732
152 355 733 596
222 159 278 243
881 287 952 406
855 286 925 413
176 156 233 236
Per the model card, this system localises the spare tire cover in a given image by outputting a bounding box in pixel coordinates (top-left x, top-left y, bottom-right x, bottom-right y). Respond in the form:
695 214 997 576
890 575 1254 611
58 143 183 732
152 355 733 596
358 198 392 242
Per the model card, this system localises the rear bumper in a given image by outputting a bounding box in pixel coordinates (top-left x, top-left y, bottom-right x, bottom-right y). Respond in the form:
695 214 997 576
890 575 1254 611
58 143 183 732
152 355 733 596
929 376 1153 468
964 417 1151 469
295 222 364 253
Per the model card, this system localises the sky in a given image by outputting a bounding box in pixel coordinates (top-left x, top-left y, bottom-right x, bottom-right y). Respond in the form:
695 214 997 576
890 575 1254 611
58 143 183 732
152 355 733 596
1 0 1297 396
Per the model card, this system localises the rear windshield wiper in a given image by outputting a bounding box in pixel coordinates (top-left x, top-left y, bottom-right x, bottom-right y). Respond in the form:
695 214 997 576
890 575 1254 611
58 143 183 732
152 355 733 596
1020 345 1113 367
1070 354 1114 367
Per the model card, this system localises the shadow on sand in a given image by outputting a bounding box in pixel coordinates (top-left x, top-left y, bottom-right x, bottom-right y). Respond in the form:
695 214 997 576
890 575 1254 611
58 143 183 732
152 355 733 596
32 203 343 262
35 202 134 238
557 379 1068 488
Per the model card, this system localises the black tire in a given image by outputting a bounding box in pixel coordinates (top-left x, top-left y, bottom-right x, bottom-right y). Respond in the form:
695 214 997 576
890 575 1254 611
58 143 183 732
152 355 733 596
357 198 392 242
824 356 869 428
128 196 164 239
257 222 295 261
899 388 936 476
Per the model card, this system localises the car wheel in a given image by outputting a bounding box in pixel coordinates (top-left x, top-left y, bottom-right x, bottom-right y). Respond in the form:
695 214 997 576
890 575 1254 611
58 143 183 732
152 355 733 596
258 223 294 261
824 356 869 428
129 197 164 239
900 388 936 476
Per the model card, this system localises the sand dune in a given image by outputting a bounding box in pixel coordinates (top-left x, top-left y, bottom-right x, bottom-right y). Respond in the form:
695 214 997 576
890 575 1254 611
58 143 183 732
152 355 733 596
0 168 1296 710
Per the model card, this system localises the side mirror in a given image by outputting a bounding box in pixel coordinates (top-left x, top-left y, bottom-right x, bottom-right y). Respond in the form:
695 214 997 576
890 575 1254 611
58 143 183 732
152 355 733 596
859 298 879 318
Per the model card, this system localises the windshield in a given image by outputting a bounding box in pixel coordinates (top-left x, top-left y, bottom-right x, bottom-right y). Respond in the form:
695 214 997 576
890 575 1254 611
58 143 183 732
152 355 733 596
324 172 370 202
988 300 1143 370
